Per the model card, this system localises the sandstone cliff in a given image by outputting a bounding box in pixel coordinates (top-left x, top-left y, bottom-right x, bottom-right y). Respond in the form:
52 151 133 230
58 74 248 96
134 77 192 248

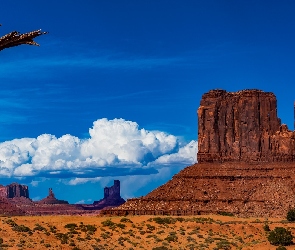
103 89 295 218
197 89 295 162
6 183 29 199
92 180 125 209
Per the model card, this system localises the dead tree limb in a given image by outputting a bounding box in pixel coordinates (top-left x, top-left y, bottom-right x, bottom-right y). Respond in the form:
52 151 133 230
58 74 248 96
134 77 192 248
0 24 47 51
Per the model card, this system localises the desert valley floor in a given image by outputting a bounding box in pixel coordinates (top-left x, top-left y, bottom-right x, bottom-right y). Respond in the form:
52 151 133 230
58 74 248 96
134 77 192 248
0 214 294 249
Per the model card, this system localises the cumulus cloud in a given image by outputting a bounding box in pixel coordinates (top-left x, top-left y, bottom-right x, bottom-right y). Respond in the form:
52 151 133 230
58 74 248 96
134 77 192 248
0 118 197 179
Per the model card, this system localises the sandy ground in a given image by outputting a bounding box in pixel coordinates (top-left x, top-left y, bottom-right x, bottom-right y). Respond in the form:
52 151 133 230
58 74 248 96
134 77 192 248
0 214 294 249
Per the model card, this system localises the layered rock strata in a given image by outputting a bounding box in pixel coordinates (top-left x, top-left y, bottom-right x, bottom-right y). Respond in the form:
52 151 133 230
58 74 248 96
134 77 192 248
103 89 295 217
104 162 295 217
198 89 295 162
2 183 30 199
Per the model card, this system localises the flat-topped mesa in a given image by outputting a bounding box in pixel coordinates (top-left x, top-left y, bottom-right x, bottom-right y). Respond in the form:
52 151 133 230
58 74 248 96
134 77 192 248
6 183 29 199
197 89 295 163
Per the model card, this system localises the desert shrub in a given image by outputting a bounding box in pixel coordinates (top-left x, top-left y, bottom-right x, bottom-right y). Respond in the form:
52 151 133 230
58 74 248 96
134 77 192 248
44 243 51 248
153 217 176 225
276 246 287 250
146 224 155 231
215 239 231 249
263 223 270 232
152 247 168 250
217 211 234 217
49 225 57 233
85 234 92 240
101 219 115 227
187 236 196 242
164 232 178 242
34 223 47 232
120 217 133 223
267 227 293 246
80 224 97 234
176 217 185 222
65 223 78 230
116 223 126 229
5 219 17 226
77 236 85 241
286 208 295 221
100 231 112 239
12 224 31 233
55 233 69 244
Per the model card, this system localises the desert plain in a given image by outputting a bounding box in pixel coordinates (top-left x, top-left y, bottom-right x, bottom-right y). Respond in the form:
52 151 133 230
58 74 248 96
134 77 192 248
0 214 294 249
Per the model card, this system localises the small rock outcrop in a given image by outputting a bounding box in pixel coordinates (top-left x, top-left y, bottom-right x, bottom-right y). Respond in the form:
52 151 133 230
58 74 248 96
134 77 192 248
38 188 69 205
93 180 125 209
198 89 295 163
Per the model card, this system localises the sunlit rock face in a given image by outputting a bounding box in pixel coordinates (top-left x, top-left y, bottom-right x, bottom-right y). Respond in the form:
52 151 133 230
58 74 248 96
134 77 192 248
197 89 295 163
103 89 295 218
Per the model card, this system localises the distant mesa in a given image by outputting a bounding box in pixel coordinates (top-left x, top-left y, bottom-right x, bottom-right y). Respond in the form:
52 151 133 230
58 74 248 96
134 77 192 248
38 188 69 205
0 179 125 215
103 89 295 218
0 183 29 199
93 180 125 209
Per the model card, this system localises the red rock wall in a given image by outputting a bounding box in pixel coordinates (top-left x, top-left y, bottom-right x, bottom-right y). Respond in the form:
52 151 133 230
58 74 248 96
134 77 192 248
104 180 121 199
197 89 295 162
0 185 8 198
6 183 29 198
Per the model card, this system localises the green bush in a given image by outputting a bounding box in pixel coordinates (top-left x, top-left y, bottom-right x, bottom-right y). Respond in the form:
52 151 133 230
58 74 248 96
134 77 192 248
286 208 295 221
267 227 293 246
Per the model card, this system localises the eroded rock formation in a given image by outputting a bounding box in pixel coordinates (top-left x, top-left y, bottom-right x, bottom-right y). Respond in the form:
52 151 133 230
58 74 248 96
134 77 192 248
0 181 124 215
197 89 295 162
92 180 125 209
102 89 295 218
38 188 69 205
6 183 29 199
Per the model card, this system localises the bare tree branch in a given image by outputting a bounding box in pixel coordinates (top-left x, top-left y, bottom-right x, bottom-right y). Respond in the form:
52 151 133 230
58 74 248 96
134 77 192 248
0 25 47 51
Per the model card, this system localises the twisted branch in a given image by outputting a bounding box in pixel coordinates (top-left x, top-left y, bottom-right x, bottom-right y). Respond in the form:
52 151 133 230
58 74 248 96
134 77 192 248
0 24 47 51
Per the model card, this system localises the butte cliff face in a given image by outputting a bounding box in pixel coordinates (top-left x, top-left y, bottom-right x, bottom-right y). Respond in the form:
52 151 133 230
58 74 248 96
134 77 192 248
198 89 295 162
103 89 295 218
6 183 29 199
92 180 125 209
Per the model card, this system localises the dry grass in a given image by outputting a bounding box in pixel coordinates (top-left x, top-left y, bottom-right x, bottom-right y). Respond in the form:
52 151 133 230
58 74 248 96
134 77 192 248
0 214 294 249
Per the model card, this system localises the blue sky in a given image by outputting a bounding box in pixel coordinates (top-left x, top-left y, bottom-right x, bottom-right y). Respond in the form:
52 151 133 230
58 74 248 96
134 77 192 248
0 1 295 204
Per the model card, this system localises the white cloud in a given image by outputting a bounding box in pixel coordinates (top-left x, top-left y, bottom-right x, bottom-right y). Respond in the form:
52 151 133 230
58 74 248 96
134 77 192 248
0 118 197 179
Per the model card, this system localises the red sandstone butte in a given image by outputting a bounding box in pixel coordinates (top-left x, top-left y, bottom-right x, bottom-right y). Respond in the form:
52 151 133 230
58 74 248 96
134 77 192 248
198 89 295 162
103 89 295 218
